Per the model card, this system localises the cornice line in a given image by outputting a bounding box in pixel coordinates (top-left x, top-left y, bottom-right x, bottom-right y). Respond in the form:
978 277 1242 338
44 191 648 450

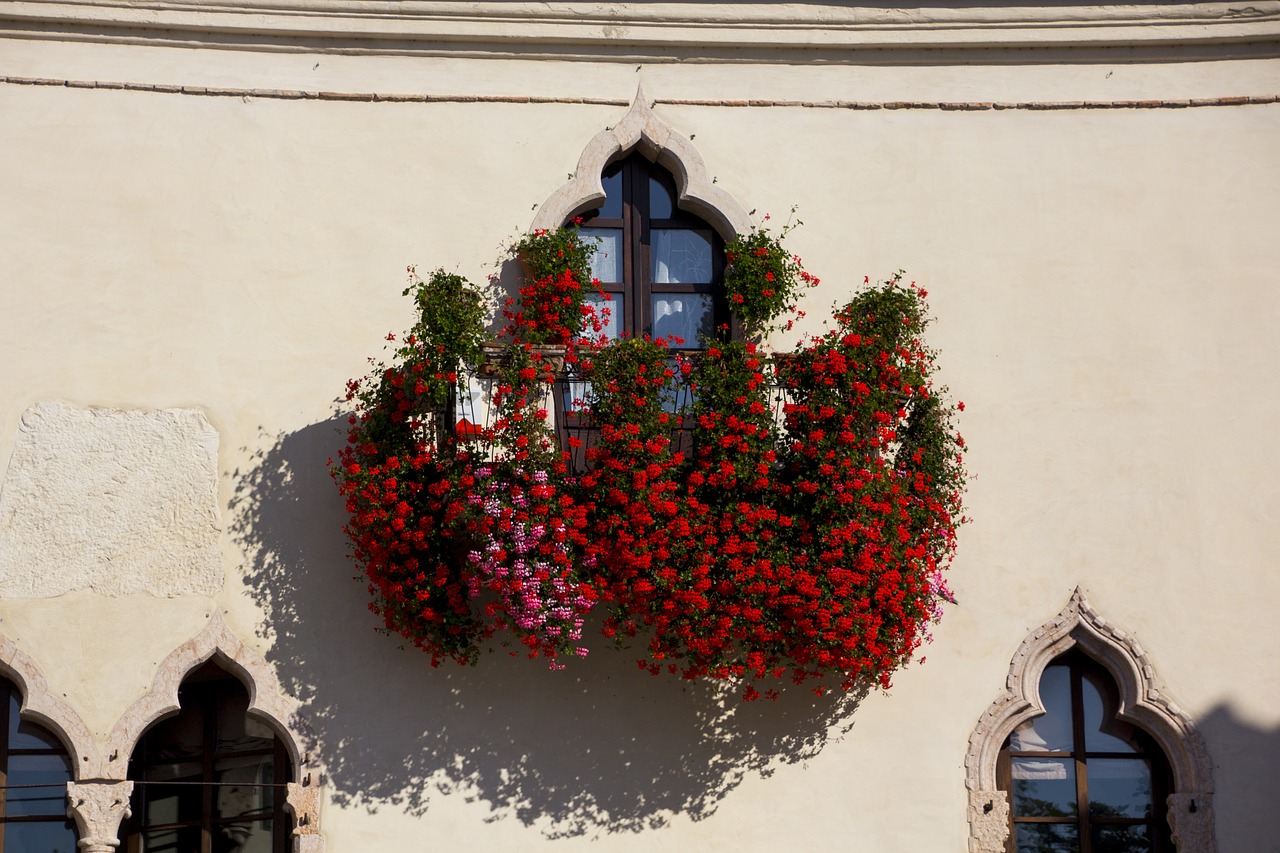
3 75 1278 111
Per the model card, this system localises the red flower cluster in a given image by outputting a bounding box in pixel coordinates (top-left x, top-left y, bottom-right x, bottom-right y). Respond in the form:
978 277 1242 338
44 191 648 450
334 235 967 699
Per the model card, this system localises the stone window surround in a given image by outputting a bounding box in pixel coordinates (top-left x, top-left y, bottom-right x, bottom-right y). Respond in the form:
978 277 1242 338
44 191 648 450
0 615 323 853
531 85 753 244
965 589 1216 852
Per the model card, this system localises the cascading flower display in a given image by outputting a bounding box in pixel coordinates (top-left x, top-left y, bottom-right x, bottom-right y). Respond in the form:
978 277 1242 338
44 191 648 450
334 223 967 698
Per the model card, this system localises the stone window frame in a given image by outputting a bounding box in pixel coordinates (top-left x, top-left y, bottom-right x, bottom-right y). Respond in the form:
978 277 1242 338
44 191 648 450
965 589 1216 852
99 614 323 853
531 85 753 245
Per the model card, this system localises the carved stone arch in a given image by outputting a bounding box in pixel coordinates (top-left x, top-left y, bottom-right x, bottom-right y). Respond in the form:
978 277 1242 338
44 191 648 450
964 589 1216 852
101 613 323 849
0 629 98 777
531 84 754 241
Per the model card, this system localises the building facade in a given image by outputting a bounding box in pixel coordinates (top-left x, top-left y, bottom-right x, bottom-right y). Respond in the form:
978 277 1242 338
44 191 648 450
1 2 1278 850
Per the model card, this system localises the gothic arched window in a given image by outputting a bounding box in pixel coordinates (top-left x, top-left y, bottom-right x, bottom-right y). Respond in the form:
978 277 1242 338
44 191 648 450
576 153 727 348
120 662 292 853
0 677 78 853
998 651 1173 852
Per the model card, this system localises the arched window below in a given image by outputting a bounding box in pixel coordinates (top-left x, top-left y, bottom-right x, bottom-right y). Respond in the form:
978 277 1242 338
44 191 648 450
0 677 78 853
120 662 292 853
576 152 727 348
999 651 1173 852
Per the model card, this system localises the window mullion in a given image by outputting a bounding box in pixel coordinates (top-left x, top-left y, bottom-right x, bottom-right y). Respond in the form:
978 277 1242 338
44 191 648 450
201 693 215 853
1071 663 1092 853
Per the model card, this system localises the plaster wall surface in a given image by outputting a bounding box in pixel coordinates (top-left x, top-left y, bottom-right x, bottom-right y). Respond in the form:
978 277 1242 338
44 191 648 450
0 8 1277 850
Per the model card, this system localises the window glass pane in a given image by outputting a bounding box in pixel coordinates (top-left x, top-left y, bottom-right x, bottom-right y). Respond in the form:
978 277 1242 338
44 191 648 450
214 754 276 821
1014 822 1078 853
140 826 201 853
5 752 72 816
652 229 713 284
1088 758 1154 819
211 817 275 853
580 227 622 283
1090 822 1154 853
598 167 622 219
1083 669 1139 753
584 292 622 341
3 820 79 853
216 692 275 754
1011 665 1073 752
1011 757 1076 818
649 174 675 219
651 294 713 348
8 691 64 751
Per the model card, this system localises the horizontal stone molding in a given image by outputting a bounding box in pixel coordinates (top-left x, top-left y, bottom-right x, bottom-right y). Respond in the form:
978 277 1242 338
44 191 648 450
2 1 1279 56
3 76 1277 112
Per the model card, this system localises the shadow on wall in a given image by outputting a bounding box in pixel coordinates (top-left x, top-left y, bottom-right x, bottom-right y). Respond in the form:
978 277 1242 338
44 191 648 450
1197 704 1280 850
229 419 865 838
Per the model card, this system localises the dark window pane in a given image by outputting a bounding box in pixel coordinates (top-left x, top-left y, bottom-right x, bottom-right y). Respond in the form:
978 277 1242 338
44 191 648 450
140 825 202 853
141 708 203 761
1083 669 1139 753
3 819 79 853
6 752 73 816
652 229 713 284
1088 758 1154 819
214 754 275 820
649 173 675 218
8 692 65 751
1091 822 1155 853
212 818 274 853
1011 758 1076 818
599 167 622 219
1015 822 1078 853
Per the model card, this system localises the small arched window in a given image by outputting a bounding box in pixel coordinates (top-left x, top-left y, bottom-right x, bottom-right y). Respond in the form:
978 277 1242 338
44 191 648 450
120 662 292 853
0 677 78 852
999 651 1173 852
576 153 727 348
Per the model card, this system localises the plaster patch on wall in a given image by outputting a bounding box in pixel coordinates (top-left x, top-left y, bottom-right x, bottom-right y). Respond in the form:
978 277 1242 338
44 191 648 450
0 402 222 597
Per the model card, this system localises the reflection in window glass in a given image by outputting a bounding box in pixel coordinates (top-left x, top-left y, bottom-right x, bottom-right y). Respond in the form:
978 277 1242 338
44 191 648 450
651 295 713 348
649 174 675 218
1011 665 1073 752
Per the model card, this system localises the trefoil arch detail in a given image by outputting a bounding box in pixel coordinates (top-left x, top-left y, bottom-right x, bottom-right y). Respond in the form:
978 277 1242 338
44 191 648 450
531 84 754 240
964 588 1215 852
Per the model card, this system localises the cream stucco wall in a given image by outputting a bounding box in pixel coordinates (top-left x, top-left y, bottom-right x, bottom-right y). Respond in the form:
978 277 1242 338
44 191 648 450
1 4 1278 850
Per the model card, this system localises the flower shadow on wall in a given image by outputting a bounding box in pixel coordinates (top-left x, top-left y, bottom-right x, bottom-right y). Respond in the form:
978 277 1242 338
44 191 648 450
230 420 868 838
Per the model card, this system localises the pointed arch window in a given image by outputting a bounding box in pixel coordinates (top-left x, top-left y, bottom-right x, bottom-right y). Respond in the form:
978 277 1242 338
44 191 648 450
120 662 292 853
999 651 1173 852
575 153 727 348
0 678 78 853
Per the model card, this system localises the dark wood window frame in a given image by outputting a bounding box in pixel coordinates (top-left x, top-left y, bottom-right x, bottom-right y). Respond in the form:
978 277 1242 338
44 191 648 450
998 650 1173 853
121 664 292 853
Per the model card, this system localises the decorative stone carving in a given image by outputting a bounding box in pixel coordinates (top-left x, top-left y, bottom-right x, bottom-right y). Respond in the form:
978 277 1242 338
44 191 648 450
0 630 98 776
0 402 221 597
965 588 1215 851
967 789 1010 853
1168 793 1216 852
531 84 754 241
66 781 132 853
